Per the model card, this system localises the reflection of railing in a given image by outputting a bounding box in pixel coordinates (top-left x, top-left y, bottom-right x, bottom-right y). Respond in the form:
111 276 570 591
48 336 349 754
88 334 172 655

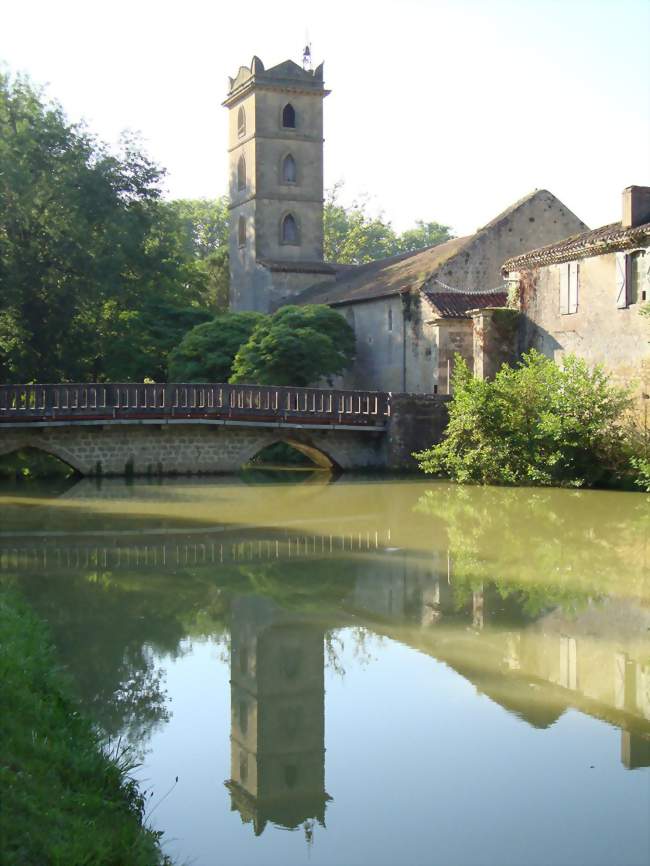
0 383 390 427
0 528 392 572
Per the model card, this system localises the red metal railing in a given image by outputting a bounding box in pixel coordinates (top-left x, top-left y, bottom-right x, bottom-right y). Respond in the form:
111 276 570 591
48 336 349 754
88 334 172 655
0 383 390 427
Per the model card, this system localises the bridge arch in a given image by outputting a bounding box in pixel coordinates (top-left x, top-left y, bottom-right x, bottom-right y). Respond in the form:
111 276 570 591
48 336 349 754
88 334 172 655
0 442 83 477
244 437 338 471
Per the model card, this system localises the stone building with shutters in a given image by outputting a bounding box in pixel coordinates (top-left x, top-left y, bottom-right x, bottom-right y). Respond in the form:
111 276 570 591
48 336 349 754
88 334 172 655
503 186 650 406
293 190 587 393
223 56 588 393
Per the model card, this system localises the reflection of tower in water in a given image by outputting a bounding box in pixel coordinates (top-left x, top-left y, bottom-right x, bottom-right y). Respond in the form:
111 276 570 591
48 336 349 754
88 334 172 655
225 595 330 836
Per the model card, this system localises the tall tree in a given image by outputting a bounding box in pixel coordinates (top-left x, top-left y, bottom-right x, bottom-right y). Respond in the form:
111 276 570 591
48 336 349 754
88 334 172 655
323 183 398 264
0 73 206 383
323 182 453 264
165 198 230 312
397 219 453 253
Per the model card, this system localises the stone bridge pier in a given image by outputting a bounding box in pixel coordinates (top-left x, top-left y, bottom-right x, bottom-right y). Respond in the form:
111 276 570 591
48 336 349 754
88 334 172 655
0 391 449 476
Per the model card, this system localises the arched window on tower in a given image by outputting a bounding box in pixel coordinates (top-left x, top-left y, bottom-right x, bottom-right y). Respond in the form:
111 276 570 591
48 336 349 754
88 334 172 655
238 215 246 247
281 213 299 245
282 154 297 184
237 154 246 191
282 103 296 128
237 106 246 138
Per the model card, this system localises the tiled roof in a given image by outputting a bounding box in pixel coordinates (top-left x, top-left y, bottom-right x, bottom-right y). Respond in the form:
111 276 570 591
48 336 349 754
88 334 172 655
503 221 650 271
427 291 509 319
292 236 471 306
293 189 582 310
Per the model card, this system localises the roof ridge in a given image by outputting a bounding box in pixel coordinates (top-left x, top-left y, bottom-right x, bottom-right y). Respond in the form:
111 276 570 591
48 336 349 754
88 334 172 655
333 236 465 279
503 220 650 271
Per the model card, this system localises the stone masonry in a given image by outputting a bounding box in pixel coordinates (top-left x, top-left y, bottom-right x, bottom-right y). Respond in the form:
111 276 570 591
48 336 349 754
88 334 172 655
0 422 386 476
0 395 450 476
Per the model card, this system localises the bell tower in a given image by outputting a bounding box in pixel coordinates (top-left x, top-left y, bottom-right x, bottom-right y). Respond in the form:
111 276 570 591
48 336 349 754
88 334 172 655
223 56 332 313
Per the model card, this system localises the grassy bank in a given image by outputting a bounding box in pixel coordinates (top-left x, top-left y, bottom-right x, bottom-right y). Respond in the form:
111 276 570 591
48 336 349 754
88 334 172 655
0 591 170 866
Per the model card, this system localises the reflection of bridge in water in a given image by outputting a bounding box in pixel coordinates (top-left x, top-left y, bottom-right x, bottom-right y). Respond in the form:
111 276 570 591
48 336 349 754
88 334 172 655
0 526 393 573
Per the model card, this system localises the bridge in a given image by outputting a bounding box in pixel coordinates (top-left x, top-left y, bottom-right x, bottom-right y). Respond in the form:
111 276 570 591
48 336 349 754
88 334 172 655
0 382 448 475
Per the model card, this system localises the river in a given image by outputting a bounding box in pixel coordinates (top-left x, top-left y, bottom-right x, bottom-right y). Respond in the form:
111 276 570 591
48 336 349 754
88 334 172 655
1 472 649 866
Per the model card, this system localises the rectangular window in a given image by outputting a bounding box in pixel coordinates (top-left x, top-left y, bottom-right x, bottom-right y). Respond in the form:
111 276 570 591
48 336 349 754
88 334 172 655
559 262 579 314
387 306 393 331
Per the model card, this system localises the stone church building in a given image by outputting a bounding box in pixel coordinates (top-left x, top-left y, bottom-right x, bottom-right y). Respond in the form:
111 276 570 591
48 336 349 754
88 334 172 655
224 56 587 393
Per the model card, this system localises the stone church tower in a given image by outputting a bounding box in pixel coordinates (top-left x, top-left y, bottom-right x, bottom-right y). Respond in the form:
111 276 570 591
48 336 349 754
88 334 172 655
223 56 334 313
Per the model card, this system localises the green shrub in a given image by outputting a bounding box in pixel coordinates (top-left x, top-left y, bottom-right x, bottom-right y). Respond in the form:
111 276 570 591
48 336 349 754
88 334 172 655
230 304 355 387
415 350 632 488
631 456 650 492
168 310 265 382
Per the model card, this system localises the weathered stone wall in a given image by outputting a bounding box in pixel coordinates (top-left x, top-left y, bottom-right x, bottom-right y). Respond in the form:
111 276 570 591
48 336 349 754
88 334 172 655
435 318 474 393
516 252 650 421
471 307 520 381
231 260 332 314
426 190 587 294
0 423 389 476
335 294 440 394
385 394 450 470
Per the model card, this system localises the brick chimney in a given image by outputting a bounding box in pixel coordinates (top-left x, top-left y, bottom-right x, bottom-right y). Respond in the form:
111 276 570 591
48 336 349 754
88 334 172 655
622 186 650 228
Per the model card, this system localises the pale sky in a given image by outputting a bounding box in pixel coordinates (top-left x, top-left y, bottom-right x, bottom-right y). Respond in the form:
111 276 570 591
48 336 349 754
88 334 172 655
2 0 649 235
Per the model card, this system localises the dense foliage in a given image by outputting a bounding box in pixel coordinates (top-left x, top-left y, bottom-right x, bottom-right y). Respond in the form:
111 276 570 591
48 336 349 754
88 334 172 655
168 311 264 382
230 305 355 386
0 591 170 865
415 351 633 488
324 182 452 264
165 197 230 311
0 73 218 382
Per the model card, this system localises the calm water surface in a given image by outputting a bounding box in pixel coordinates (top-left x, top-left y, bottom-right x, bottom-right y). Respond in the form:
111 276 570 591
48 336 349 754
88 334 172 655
1 474 649 866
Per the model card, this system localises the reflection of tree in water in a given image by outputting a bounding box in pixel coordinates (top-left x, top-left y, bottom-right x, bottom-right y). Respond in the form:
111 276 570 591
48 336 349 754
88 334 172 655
4 568 230 749
1 553 363 754
414 485 650 610
324 627 382 677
